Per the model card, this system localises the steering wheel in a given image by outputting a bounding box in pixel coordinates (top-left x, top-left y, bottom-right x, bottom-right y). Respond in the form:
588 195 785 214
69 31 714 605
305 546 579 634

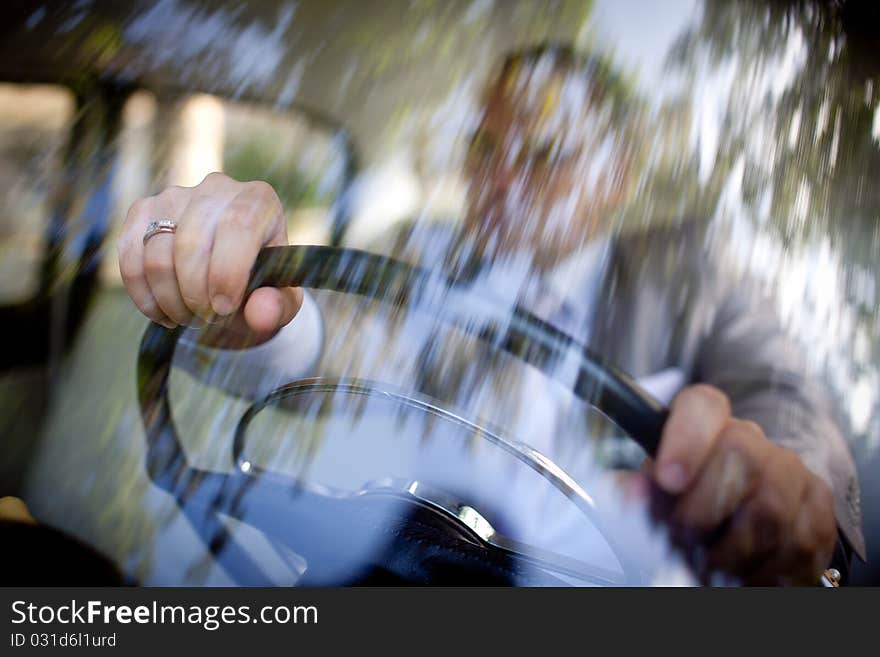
137 245 670 586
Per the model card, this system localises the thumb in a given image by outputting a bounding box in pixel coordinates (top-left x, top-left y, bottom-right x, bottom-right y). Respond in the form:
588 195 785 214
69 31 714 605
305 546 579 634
195 286 303 350
243 286 303 334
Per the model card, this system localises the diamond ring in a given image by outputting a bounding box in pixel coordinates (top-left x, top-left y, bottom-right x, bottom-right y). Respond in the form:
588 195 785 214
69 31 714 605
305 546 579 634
143 219 178 245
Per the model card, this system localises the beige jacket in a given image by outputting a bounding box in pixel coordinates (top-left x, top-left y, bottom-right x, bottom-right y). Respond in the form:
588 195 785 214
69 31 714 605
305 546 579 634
554 221 864 559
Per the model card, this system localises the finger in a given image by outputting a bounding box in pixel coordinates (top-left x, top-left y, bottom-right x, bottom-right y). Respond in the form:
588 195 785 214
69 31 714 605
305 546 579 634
118 195 177 328
144 232 194 326
639 458 681 524
207 181 284 317
173 192 233 321
707 447 806 581
755 446 808 547
749 475 837 586
144 231 194 326
672 422 763 535
656 384 731 493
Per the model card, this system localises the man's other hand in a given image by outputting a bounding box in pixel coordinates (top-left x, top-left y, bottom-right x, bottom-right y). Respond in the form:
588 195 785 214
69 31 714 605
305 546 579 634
645 384 838 585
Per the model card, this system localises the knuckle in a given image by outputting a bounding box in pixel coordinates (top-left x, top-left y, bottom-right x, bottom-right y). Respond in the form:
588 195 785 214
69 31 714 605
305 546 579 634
245 178 276 199
733 418 763 437
696 384 731 412
778 447 805 472
719 442 761 486
158 184 186 201
139 300 164 321
168 313 191 327
132 294 165 322
181 193 222 227
160 299 190 321
223 205 259 231
166 184 186 195
719 419 768 458
720 420 751 445
245 180 275 196
676 384 731 416
766 445 806 479
125 197 150 225
245 180 283 217
128 197 148 216
201 171 229 186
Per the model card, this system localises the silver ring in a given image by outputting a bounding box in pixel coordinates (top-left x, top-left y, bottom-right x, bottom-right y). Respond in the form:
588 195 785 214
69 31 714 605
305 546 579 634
143 219 178 245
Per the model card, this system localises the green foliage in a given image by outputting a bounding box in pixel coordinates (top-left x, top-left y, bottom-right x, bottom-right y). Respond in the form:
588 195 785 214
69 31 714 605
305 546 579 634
223 131 330 209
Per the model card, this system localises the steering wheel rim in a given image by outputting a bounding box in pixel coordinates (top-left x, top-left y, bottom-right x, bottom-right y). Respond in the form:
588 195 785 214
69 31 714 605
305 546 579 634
137 244 670 585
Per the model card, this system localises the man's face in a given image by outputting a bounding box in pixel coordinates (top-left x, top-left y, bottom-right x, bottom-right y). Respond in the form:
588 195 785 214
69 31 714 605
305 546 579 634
463 58 632 268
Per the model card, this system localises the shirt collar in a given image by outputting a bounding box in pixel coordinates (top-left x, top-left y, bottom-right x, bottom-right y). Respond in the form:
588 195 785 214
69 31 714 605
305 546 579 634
448 234 612 332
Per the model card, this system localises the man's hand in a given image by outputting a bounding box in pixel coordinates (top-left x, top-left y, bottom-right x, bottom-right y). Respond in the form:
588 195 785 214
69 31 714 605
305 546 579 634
644 384 838 585
118 172 303 346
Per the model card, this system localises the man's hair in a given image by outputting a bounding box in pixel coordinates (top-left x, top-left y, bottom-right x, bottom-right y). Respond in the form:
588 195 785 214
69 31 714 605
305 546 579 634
492 42 635 114
499 42 598 80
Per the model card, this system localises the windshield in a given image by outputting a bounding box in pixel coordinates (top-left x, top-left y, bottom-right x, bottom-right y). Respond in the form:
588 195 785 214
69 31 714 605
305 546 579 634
1 0 878 586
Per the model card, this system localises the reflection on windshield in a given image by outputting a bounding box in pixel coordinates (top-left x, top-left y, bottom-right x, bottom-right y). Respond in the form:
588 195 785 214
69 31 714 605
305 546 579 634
1 0 878 585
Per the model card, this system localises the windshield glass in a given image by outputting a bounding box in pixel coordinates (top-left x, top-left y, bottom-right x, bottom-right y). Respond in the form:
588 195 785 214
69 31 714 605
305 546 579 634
2 0 878 586
161 277 675 585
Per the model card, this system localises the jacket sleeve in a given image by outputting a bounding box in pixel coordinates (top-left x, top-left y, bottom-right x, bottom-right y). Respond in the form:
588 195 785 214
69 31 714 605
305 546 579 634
691 257 865 562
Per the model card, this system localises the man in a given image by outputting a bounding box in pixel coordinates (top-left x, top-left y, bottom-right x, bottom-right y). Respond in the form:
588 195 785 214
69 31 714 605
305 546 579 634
117 44 864 584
